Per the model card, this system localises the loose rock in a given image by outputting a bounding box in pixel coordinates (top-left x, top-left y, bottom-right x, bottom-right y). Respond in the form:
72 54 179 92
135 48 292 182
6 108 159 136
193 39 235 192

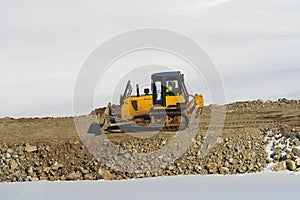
273 161 287 171
25 144 37 153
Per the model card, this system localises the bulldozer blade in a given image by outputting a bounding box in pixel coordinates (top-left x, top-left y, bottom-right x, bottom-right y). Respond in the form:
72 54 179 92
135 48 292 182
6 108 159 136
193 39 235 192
87 122 102 135
96 104 112 131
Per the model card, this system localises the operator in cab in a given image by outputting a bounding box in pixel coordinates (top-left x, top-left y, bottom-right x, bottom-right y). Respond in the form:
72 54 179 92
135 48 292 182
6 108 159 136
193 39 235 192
166 81 175 96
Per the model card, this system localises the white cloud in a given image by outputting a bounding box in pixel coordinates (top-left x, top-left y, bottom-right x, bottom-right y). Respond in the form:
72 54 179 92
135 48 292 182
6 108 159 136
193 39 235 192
181 0 232 14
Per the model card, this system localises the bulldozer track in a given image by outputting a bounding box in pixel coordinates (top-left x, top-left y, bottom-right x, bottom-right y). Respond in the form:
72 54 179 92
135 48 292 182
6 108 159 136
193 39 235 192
105 107 188 132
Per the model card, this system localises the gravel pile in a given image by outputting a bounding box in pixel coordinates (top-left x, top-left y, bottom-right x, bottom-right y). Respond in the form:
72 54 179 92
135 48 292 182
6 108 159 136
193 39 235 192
0 142 107 182
101 128 268 177
0 128 269 182
227 98 300 110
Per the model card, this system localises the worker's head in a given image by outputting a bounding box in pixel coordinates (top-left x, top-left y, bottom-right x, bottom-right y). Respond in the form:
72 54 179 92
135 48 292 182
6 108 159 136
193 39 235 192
168 81 175 87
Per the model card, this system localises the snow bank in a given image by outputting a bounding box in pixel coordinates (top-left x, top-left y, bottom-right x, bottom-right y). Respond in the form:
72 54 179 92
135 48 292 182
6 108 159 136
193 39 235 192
1 173 299 200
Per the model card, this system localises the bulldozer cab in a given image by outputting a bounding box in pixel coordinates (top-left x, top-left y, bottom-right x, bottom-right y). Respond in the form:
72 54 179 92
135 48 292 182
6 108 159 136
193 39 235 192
151 71 189 107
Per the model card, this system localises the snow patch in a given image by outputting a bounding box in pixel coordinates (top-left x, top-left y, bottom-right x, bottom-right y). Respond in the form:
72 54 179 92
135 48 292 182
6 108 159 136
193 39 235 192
1 173 300 200
264 130 300 173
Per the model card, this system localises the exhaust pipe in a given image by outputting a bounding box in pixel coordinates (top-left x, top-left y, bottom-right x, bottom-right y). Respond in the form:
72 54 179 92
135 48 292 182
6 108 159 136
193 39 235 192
136 84 140 97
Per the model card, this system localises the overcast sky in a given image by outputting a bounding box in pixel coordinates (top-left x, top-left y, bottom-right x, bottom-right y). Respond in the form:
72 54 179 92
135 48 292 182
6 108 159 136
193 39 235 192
0 0 299 117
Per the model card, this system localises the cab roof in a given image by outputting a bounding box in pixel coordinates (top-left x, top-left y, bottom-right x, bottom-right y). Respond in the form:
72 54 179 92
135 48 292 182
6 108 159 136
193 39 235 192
151 71 183 79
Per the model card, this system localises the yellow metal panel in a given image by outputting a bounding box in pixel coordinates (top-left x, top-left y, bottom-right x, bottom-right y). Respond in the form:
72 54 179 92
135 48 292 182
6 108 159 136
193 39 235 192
195 94 204 115
121 95 153 120
165 95 185 107
121 95 187 120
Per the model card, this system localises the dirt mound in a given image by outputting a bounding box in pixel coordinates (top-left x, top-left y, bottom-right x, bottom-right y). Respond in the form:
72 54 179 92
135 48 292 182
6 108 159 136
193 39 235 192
0 99 299 182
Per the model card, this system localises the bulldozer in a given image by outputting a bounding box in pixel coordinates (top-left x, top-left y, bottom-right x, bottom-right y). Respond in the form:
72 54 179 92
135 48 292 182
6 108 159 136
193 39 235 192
97 71 204 133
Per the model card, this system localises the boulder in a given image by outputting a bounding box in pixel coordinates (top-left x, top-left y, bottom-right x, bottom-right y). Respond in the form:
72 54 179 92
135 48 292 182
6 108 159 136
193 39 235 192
219 167 230 175
9 159 18 170
25 144 38 153
286 160 296 171
67 172 80 180
273 161 286 171
292 148 300 157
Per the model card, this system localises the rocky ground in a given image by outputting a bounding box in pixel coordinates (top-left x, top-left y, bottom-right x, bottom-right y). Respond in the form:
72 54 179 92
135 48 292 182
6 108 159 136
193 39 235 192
264 127 300 171
0 99 299 182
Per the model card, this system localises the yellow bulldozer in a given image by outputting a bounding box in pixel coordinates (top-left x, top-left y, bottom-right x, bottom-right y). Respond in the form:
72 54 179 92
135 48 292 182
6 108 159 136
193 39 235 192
97 71 204 133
